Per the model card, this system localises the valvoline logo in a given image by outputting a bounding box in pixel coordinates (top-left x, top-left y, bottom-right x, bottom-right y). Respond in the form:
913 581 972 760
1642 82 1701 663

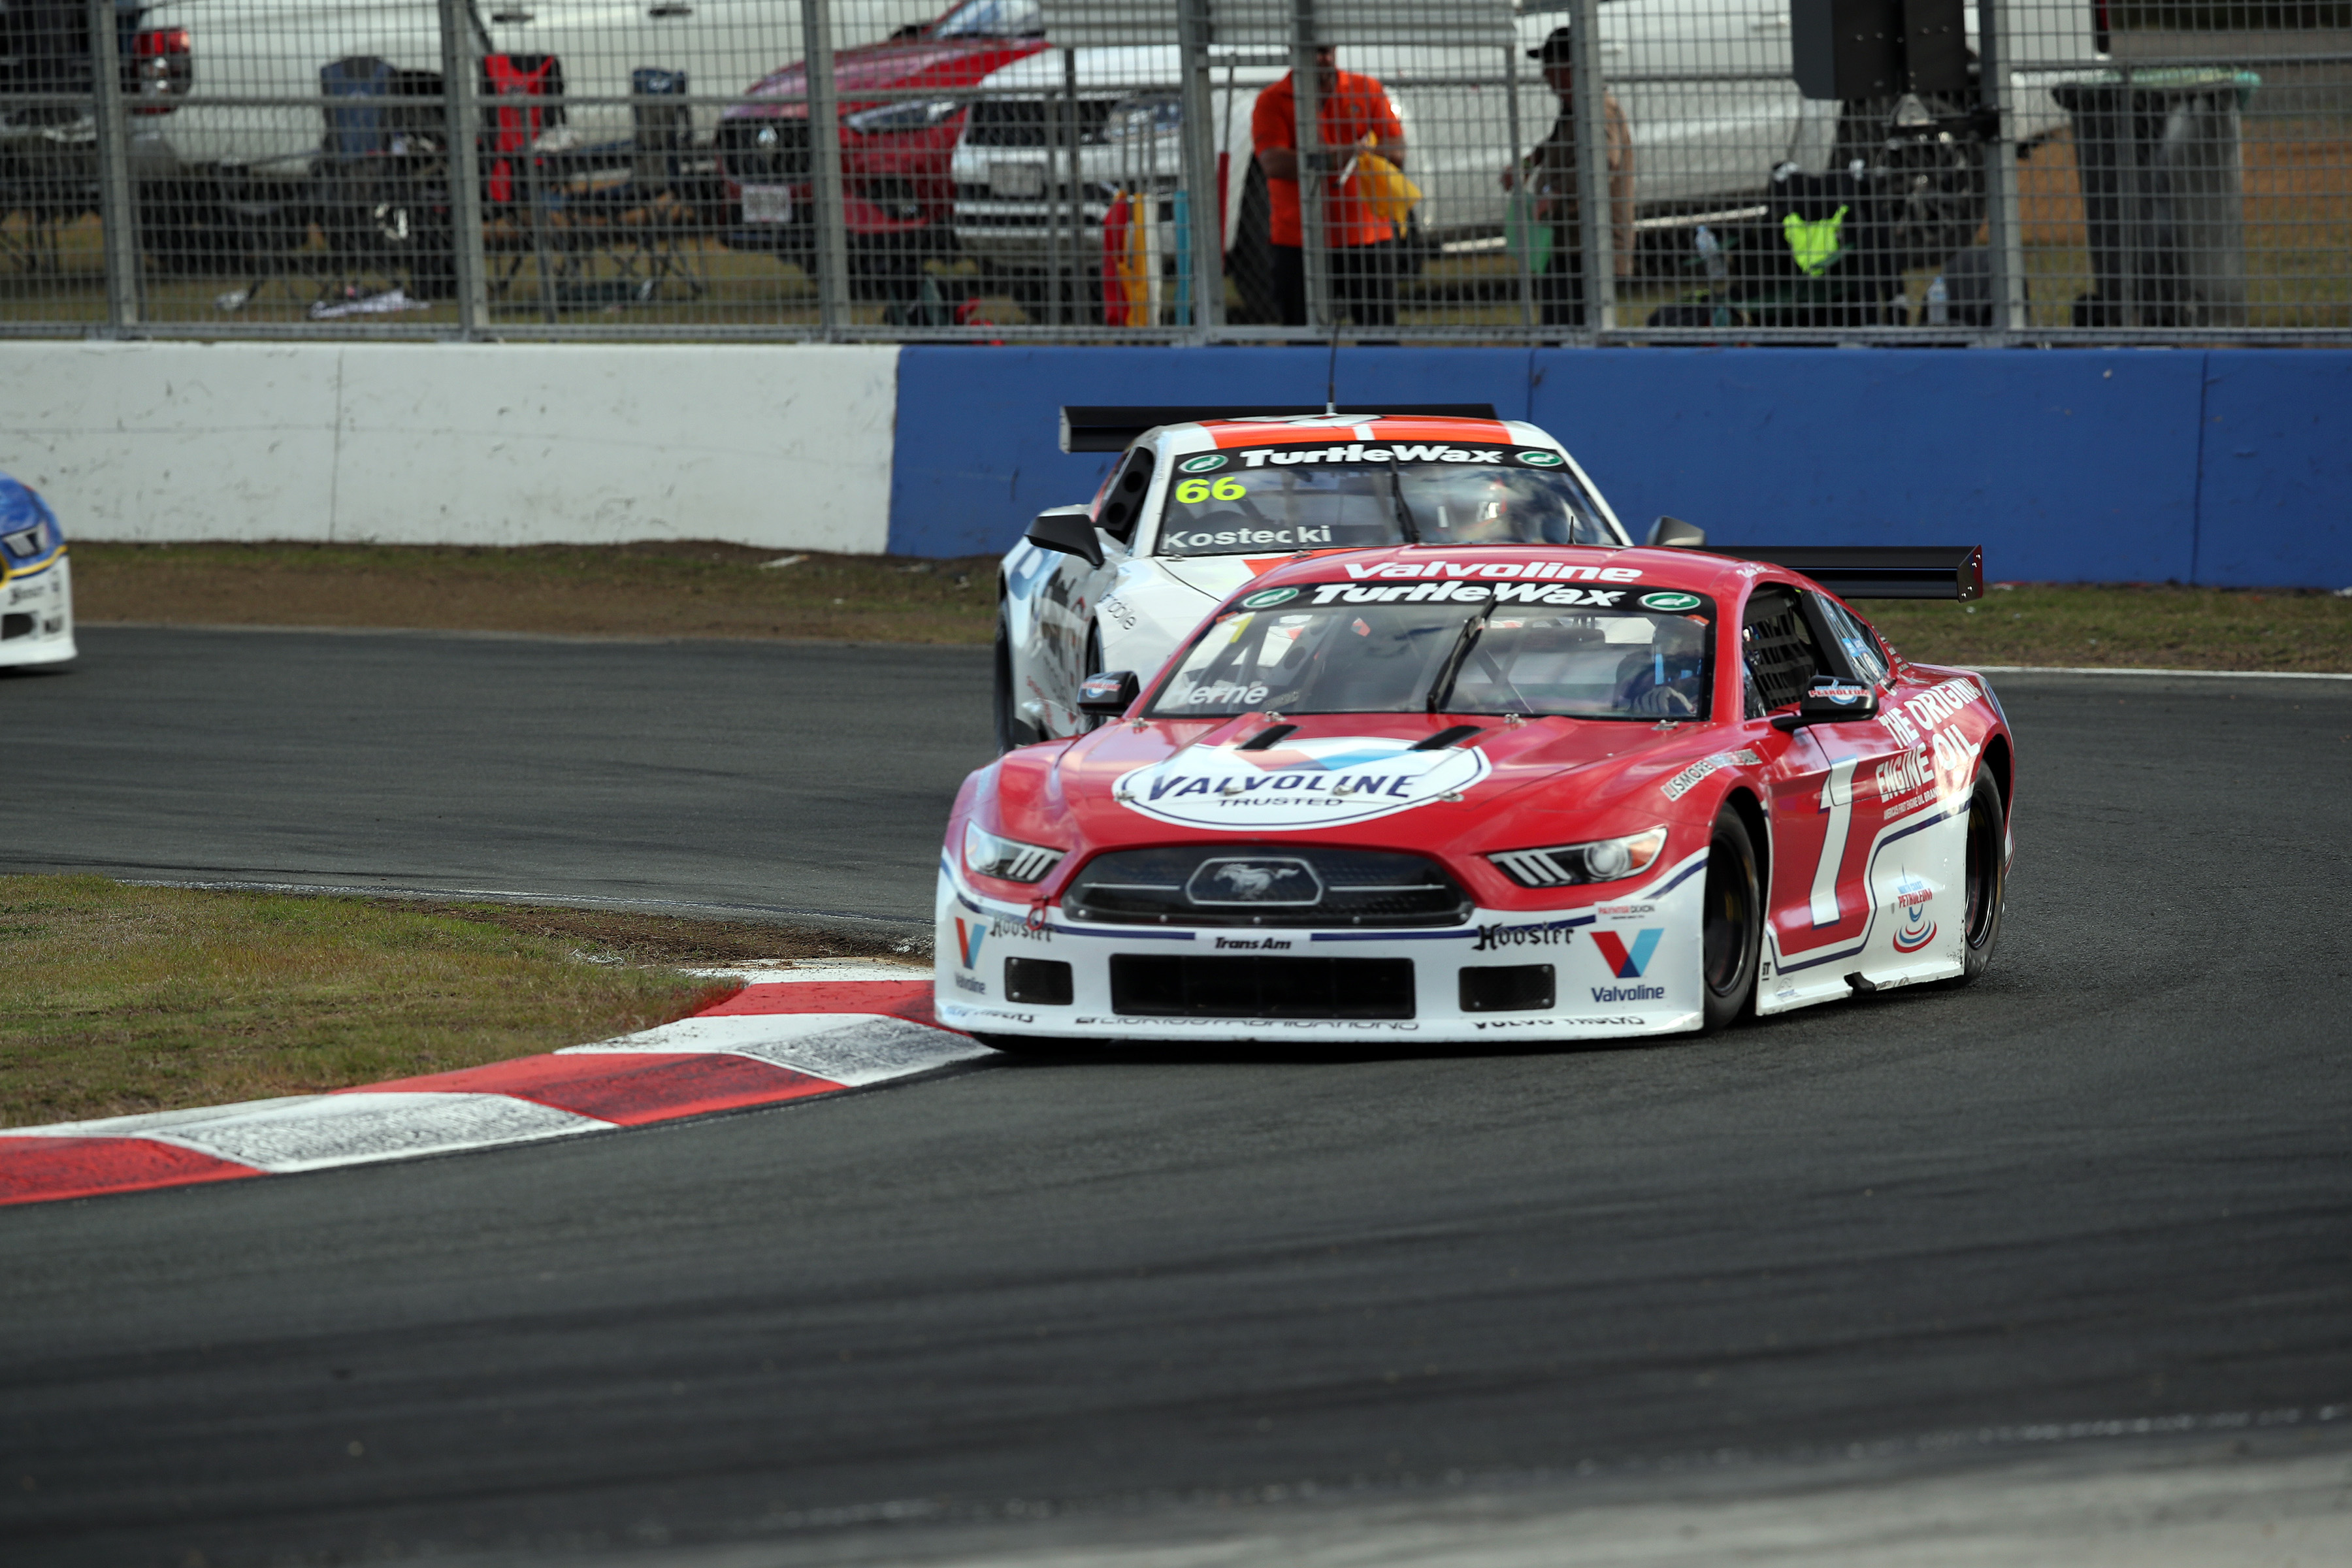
1589 928 1662 979
1890 875 1937 953
953 917 985 968
1113 735 1489 833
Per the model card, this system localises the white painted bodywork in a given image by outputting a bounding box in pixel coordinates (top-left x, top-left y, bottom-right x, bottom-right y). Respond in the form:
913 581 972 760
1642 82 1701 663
0 553 75 669
997 416 1630 743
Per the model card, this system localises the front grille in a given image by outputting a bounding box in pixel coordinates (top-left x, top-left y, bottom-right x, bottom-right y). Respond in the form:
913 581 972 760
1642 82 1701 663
1111 955 1414 1019
1 613 31 640
713 115 808 183
1064 845 1469 929
963 97 1115 147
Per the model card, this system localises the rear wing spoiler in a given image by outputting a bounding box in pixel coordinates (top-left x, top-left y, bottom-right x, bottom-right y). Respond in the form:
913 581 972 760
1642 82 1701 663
1707 544 1985 600
1060 404 1500 453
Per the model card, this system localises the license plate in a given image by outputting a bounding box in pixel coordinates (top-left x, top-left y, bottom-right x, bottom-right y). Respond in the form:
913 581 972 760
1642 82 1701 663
989 161 1046 199
740 184 792 225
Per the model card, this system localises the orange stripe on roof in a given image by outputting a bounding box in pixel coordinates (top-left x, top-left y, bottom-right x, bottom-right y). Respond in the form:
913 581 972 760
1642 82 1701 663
1206 417 1520 449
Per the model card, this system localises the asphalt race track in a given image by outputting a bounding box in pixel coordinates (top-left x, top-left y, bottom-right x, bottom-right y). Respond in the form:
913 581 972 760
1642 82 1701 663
3 630 2350 1565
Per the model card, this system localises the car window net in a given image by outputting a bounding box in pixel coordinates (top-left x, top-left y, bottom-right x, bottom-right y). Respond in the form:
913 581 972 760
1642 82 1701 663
1149 601 1712 721
1157 463 1618 558
1742 593 1829 712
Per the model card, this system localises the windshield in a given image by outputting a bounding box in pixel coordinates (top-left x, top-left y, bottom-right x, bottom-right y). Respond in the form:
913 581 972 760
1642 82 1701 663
1148 593 1714 721
1156 446 1618 557
932 0 1043 38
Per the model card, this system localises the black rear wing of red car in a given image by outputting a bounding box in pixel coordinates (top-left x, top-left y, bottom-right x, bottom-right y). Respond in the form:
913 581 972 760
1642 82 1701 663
1707 545 1985 601
1060 404 1500 453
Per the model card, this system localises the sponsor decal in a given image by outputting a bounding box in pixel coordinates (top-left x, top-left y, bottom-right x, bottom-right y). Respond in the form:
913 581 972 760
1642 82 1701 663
1889 874 1938 953
1306 581 1625 609
1214 935 1296 951
953 918 985 969
1340 560 1643 583
953 973 987 994
1878 676 1986 747
1590 928 1663 979
1659 749 1762 802
1073 1015 1420 1031
988 915 1049 943
1590 983 1667 1004
1179 452 1230 473
1472 917 1580 952
1113 734 1491 832
1238 586 1301 610
1639 591 1704 612
1596 903 1656 917
1563 1016 1650 1026
1230 442 1556 470
1098 593 1138 632
1178 679 1272 708
1168 525 1337 551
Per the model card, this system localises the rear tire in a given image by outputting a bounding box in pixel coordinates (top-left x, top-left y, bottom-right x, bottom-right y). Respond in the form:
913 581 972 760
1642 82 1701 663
1701 804 1763 1032
1944 768 2007 986
994 602 1039 754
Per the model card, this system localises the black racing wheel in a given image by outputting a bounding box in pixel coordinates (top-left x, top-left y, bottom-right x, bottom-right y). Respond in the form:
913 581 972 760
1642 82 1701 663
993 601 1039 754
1701 803 1763 1032
1944 767 2008 986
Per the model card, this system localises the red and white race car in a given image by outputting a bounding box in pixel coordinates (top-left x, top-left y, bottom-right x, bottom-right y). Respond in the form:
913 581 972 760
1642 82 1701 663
940 534 2009 1049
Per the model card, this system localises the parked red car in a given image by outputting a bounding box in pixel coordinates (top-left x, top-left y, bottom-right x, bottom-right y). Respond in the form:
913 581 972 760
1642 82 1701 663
713 0 1045 290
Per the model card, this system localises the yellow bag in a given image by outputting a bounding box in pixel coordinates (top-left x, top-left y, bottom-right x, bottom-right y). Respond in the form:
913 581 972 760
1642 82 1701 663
1348 152 1422 229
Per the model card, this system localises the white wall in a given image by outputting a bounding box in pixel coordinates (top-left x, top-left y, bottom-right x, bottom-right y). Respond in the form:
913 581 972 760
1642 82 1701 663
1 340 898 553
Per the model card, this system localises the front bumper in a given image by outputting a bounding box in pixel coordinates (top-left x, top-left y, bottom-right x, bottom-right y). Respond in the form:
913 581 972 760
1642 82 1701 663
933 849 1710 1045
0 554 75 667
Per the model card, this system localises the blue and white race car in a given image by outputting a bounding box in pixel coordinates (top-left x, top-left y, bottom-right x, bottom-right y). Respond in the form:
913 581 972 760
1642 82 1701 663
0 474 75 669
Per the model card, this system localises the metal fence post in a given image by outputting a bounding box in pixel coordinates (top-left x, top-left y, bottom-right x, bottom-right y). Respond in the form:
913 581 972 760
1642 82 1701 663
799 0 852 335
1061 47 1081 329
1504 41 1534 338
1290 0 1329 334
438 0 489 336
86 0 140 331
1569 0 1614 339
1177 0 1222 341
1981 0 2028 337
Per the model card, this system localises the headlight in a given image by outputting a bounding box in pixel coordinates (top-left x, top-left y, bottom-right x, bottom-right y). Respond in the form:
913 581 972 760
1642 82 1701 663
1486 826 1668 889
843 98 962 135
964 821 1065 884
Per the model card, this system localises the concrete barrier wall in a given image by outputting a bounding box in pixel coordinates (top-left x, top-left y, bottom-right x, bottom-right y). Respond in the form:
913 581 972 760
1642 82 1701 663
3 341 899 553
888 345 2352 587
10 340 2345 584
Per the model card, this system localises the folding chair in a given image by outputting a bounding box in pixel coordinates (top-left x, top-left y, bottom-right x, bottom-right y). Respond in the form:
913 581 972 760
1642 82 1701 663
480 52 564 302
549 67 706 303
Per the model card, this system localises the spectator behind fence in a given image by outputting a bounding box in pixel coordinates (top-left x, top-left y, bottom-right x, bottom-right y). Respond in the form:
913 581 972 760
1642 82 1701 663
1251 46 1407 330
1505 24 1635 329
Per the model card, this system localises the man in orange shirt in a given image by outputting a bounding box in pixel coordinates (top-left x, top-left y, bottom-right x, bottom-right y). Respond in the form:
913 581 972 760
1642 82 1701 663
1250 47 1407 329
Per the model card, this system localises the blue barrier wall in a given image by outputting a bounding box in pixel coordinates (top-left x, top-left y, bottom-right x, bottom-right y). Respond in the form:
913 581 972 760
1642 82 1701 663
887 346 2352 587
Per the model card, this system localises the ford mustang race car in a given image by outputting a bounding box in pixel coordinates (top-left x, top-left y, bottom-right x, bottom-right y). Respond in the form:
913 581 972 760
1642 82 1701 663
0 474 75 670
939 536 2008 1049
994 404 1638 751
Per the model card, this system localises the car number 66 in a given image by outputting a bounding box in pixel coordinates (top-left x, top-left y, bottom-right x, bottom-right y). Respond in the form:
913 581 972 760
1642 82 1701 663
1173 477 1247 504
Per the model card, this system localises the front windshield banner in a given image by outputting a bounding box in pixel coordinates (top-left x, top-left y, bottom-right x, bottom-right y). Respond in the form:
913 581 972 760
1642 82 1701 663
1147 591 1715 723
1159 444 1618 557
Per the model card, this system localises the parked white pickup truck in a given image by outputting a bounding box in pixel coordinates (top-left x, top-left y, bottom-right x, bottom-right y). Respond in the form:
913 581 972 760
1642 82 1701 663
951 0 2099 296
123 0 802 252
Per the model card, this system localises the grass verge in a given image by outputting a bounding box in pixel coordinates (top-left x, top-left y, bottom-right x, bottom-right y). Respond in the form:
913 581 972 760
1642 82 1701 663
65 542 2352 672
1870 583 2352 674
0 877 923 1130
71 541 1000 644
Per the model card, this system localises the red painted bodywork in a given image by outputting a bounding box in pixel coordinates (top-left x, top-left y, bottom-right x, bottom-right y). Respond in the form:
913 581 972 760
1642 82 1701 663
953 542 2015 932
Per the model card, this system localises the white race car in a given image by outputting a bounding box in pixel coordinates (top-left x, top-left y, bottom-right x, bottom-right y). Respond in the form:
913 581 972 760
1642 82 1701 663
994 405 1643 751
0 474 75 669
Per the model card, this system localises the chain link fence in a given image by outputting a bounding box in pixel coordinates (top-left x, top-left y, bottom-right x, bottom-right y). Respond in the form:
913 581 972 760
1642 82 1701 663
3 0 2344 341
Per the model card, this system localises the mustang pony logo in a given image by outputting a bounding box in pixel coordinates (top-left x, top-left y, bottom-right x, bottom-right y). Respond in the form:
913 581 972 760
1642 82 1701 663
1113 736 1491 832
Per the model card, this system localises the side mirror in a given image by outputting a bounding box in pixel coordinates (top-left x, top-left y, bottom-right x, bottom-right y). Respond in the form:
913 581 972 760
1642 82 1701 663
1772 680 1879 730
1648 515 1707 548
1077 669 1139 718
1026 503 1103 568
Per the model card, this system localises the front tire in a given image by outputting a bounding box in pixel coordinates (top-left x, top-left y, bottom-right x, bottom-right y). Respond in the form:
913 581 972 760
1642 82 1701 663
1945 768 2007 985
993 602 1039 754
1701 804 1764 1032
